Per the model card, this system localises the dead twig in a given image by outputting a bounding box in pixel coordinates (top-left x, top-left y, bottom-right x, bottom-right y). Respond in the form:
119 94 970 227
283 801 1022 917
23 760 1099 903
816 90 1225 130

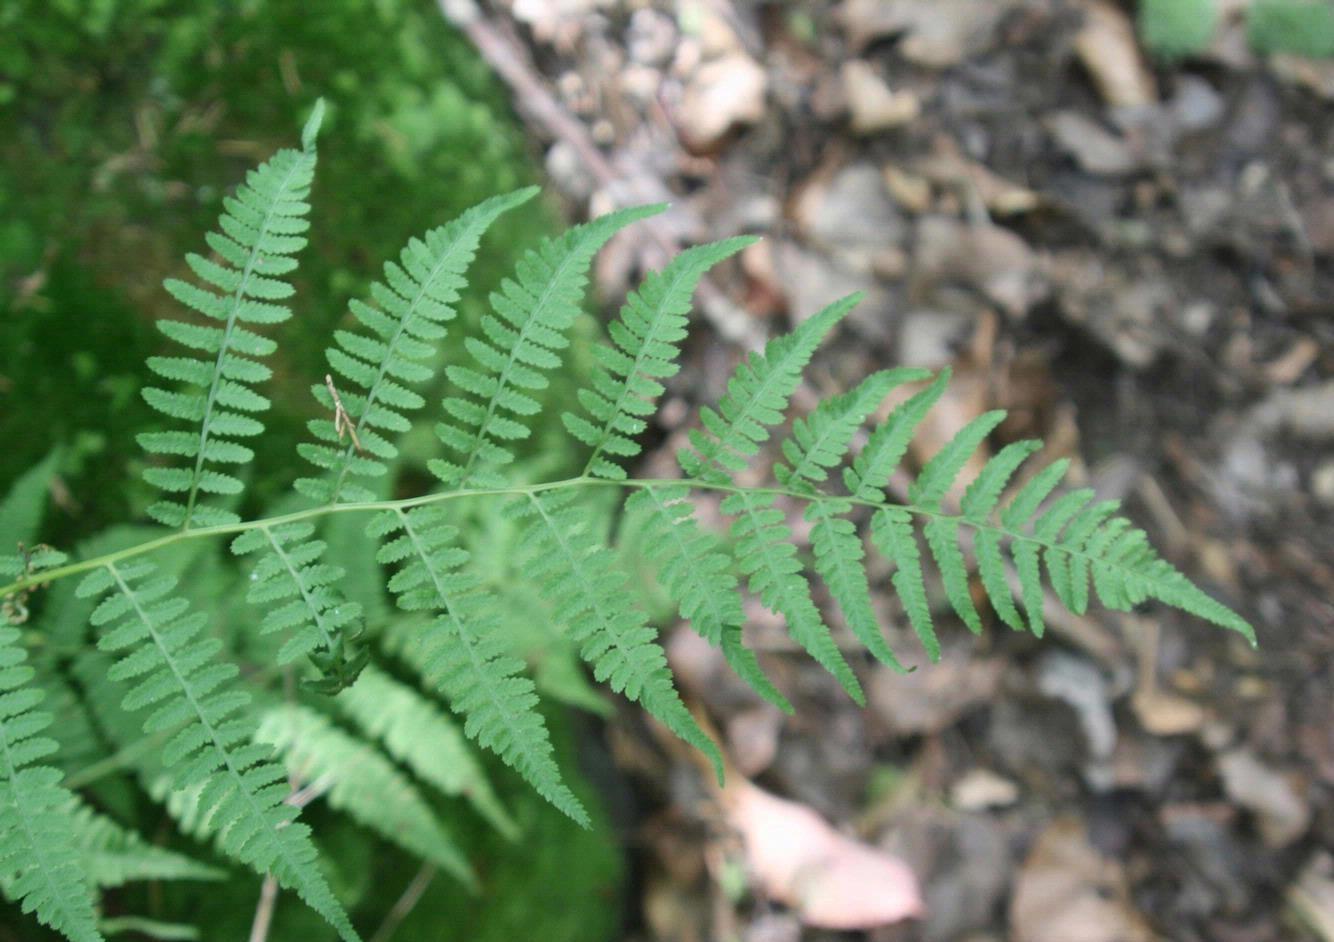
326 373 364 453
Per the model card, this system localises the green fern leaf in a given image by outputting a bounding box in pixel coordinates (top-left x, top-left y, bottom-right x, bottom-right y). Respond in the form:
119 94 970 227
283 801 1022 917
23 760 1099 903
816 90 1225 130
230 524 368 693
517 491 724 782
679 294 858 483
807 499 908 671
297 188 538 505
960 440 1042 521
973 528 1024 631
0 627 103 942
335 664 516 838
432 204 664 489
623 485 790 711
922 517 982 634
1058 498 1121 614
1000 459 1071 531
908 410 1007 511
369 506 590 827
141 104 323 531
76 563 358 941
725 491 863 703
565 237 756 480
1012 539 1046 637
256 703 476 887
775 369 929 490
844 370 949 500
870 508 939 661
63 800 223 887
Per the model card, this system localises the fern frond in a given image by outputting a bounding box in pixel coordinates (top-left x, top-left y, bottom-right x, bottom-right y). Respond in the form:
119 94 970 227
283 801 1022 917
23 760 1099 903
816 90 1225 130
255 703 475 887
564 237 756 480
75 562 358 941
679 294 858 483
623 485 790 711
432 204 665 489
64 799 223 887
141 103 323 531
230 523 368 693
297 188 539 505
369 506 590 827
335 664 516 838
515 491 724 782
0 626 103 942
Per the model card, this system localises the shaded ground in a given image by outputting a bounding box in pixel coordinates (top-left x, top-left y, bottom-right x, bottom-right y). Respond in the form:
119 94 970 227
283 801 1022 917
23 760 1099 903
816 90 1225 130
458 1 1334 939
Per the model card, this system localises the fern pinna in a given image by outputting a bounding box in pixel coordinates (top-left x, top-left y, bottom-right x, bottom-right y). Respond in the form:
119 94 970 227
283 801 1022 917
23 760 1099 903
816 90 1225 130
0 105 1254 942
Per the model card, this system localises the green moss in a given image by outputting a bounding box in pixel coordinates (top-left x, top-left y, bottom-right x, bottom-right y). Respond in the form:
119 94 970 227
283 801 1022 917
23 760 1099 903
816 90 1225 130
0 0 552 530
1249 0 1334 58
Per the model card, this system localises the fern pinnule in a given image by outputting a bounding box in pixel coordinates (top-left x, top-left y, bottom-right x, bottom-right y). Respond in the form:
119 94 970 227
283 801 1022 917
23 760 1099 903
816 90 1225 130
807 499 910 673
369 505 590 827
565 236 757 480
335 664 516 837
432 204 666 489
76 561 359 941
297 187 539 505
624 485 791 711
775 369 927 490
231 523 368 693
0 626 103 942
843 369 949 501
871 508 939 660
679 294 858 483
515 489 724 782
62 799 223 887
141 102 324 531
725 490 863 703
256 703 476 887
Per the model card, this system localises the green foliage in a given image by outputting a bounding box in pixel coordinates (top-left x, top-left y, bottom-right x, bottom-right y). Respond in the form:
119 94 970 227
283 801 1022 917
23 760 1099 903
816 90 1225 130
431 205 665 489
297 187 539 505
1138 0 1219 60
255 702 475 887
0 627 102 942
141 105 322 530
1 0 546 536
334 664 516 837
0 113 1254 942
1137 0 1334 60
1249 0 1334 57
75 559 358 941
565 237 756 479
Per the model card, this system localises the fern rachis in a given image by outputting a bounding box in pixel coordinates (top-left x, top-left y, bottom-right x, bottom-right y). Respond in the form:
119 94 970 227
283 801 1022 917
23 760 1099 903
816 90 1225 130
0 106 1254 942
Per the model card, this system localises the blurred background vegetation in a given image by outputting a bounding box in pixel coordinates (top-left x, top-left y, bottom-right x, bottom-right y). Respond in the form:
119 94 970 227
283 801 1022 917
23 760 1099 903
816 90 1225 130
1 1 628 939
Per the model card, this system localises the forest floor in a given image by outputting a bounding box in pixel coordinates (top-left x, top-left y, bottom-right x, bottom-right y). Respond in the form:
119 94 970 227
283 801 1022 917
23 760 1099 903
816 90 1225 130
452 1 1334 940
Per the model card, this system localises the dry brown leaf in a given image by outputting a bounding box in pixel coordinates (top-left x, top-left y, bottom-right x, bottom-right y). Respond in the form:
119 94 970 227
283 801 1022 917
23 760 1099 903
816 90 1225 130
724 778 924 929
1011 818 1154 942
